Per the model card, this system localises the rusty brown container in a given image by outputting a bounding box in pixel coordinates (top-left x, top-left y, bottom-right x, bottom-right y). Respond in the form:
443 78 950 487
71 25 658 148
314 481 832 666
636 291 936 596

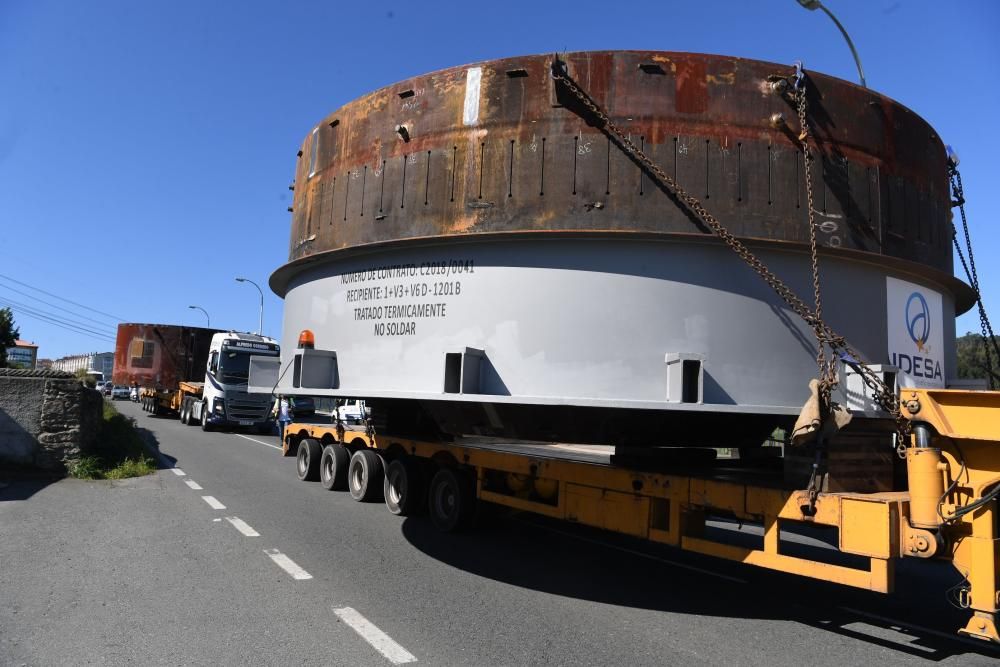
112 323 222 390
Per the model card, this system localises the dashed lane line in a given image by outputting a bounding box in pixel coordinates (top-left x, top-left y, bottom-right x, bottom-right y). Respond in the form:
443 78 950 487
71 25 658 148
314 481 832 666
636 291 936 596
264 549 313 580
233 433 282 451
224 516 260 537
334 606 417 664
184 479 203 490
202 496 226 510
170 468 186 476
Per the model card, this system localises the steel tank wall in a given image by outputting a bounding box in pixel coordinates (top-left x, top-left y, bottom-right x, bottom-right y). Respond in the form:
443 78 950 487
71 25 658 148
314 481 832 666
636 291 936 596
112 323 221 389
279 237 958 410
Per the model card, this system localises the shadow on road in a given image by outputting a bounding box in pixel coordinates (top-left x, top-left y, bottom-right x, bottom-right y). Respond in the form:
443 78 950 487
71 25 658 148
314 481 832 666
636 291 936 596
399 509 999 662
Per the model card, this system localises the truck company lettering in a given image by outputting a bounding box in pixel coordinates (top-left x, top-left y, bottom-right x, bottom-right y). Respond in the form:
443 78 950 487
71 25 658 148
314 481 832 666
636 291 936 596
225 340 279 352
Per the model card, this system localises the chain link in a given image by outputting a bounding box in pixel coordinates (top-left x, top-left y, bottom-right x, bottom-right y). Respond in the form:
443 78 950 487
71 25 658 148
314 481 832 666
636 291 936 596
550 57 910 451
949 165 999 390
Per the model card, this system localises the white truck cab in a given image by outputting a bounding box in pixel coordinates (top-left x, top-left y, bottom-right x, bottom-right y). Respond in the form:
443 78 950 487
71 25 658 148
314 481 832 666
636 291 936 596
201 332 280 430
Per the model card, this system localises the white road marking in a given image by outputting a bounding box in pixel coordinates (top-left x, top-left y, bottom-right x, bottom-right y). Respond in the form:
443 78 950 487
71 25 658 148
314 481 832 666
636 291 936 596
838 606 992 649
170 468 186 476
514 518 747 584
333 606 417 664
184 480 203 490
224 516 260 537
234 433 282 451
265 549 313 580
213 518 222 522
202 496 226 510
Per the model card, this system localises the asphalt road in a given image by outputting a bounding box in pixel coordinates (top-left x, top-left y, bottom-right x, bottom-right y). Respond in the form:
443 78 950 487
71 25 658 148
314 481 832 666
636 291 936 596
2 399 999 666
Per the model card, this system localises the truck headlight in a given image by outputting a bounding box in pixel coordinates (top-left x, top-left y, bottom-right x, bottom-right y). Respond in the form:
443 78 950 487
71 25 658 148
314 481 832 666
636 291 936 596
214 399 225 413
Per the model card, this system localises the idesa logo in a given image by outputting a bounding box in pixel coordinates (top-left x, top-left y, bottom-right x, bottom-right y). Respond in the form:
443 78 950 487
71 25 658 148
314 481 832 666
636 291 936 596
906 292 931 352
891 290 941 381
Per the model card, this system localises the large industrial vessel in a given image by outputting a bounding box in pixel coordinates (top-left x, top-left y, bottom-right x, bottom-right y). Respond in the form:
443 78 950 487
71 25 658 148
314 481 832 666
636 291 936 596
269 51 974 446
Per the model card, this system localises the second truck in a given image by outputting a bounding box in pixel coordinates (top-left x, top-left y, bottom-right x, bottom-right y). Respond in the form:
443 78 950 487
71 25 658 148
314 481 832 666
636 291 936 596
113 323 280 432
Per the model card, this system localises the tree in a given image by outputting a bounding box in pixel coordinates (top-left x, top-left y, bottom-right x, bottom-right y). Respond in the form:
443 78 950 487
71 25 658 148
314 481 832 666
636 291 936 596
0 307 19 368
956 332 1000 388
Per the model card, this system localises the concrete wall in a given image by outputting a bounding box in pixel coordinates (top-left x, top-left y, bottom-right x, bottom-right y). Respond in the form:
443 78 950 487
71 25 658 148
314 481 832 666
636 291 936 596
0 369 103 471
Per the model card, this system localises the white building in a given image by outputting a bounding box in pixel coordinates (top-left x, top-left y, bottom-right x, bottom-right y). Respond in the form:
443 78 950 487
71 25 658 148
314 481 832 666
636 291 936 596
52 351 114 379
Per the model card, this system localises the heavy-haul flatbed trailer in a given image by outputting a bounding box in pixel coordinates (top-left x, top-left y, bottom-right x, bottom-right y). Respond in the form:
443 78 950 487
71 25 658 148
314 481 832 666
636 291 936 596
139 381 204 417
281 388 1000 643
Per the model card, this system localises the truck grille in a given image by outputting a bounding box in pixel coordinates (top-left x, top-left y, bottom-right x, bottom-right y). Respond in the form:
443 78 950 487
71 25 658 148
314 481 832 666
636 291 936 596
226 393 271 420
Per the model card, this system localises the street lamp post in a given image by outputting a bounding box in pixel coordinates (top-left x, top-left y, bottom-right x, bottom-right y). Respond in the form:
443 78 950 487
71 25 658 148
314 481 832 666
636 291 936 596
235 277 264 335
795 0 867 88
187 305 210 328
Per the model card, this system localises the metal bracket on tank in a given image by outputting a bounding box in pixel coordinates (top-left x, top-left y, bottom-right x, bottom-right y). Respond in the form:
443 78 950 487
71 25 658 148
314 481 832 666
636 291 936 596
840 361 897 414
292 348 339 390
444 348 484 395
665 353 704 404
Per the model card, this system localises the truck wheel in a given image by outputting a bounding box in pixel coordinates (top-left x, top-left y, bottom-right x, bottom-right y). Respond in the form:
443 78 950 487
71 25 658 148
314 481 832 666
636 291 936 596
384 458 424 516
180 398 190 425
348 449 384 502
296 438 322 481
200 402 213 432
428 467 476 532
320 443 350 490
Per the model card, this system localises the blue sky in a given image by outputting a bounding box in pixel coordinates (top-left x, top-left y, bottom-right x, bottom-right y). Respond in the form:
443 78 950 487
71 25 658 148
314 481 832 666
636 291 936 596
1 0 997 360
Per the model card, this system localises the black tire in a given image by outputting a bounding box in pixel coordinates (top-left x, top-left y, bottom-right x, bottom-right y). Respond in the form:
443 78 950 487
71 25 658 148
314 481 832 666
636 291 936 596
180 397 190 425
320 443 350 490
348 449 385 502
296 438 322 481
383 457 424 516
428 467 477 532
200 402 213 432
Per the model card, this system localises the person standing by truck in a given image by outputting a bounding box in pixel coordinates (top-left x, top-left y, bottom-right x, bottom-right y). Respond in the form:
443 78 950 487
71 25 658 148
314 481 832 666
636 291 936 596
273 394 291 443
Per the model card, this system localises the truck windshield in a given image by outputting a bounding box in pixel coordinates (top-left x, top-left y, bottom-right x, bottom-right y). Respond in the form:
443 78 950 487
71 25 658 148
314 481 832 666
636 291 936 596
218 351 253 384
218 347 280 384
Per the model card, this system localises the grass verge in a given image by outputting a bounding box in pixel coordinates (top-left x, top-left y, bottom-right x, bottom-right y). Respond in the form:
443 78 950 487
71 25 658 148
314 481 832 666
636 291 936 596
69 401 157 480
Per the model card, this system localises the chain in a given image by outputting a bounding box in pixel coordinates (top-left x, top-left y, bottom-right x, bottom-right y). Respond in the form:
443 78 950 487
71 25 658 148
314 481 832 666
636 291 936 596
948 164 999 389
796 74 838 407
549 56 910 451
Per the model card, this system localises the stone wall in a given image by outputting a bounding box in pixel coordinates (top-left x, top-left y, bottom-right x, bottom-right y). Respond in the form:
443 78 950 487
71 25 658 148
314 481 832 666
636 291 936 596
0 369 103 471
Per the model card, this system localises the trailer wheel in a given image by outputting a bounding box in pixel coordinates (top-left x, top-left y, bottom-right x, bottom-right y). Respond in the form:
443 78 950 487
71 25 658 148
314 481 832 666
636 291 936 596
428 467 476 532
180 397 191 425
320 443 350 491
348 449 385 502
384 458 424 516
296 438 322 481
200 402 213 432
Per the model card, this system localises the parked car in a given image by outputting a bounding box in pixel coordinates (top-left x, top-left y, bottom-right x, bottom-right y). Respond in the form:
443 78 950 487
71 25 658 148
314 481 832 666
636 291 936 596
111 385 131 400
337 399 366 424
289 396 315 418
